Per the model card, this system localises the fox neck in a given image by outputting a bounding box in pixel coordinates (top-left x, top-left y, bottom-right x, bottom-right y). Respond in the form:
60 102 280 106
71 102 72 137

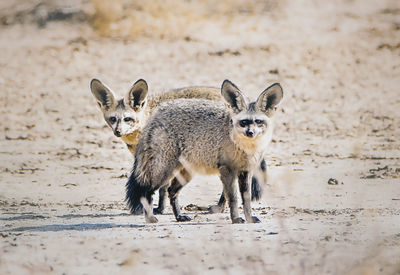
232 125 273 160
233 135 265 156
121 130 142 155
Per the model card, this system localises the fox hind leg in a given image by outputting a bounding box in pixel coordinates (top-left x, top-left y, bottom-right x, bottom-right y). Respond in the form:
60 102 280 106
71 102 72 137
153 186 167 214
141 191 158 223
168 167 192 222
142 157 181 223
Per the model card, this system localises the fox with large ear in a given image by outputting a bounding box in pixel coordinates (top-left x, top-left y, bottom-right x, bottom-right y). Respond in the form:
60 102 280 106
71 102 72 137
90 79 149 140
209 81 283 213
222 80 283 156
125 79 283 224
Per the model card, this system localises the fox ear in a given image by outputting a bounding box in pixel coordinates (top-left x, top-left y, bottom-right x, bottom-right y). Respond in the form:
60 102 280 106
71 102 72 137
255 83 283 115
125 79 148 110
90 79 116 110
221 80 247 113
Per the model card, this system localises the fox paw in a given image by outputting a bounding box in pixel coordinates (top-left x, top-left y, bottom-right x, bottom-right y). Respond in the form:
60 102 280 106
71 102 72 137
251 216 261 223
176 215 191 222
145 216 158 223
232 217 245 224
153 207 164 215
208 205 224 214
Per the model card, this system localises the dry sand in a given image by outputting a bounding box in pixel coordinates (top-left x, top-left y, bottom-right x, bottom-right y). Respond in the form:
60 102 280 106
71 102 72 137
1 0 400 274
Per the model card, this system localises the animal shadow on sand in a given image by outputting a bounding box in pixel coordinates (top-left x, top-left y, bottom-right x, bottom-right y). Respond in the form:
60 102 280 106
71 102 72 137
1 212 217 232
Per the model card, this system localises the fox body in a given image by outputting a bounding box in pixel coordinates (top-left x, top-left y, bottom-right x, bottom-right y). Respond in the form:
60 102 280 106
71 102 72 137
126 80 283 223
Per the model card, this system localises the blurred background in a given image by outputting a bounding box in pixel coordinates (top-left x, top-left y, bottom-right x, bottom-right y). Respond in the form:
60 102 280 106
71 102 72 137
1 0 278 38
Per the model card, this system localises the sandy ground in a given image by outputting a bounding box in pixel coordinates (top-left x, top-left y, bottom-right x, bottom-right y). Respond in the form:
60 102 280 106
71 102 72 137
1 0 400 274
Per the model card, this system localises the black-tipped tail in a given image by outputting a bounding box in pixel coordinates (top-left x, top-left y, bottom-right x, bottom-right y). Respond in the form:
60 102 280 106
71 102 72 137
251 176 263 201
251 158 266 201
125 164 146 215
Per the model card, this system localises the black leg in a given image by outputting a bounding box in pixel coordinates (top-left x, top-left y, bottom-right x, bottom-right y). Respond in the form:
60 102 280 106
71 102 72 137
168 168 192 222
153 186 167 214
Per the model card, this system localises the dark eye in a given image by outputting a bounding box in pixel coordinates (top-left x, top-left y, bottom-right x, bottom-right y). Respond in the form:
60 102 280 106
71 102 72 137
109 116 116 123
124 117 132 122
239 120 250 127
255 119 264 124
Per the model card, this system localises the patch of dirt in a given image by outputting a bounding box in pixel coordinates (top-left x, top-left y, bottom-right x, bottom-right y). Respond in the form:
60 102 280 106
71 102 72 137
361 165 400 179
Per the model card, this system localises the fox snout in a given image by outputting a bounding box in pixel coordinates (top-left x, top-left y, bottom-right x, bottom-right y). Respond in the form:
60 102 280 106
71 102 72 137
111 119 139 138
114 129 122 137
245 129 255 138
235 118 269 139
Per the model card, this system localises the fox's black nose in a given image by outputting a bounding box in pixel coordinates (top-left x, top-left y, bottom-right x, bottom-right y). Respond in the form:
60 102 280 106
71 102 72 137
245 130 254 137
115 130 122 137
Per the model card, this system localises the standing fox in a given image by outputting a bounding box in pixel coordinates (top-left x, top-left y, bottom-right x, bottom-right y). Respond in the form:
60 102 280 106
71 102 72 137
126 80 283 223
90 79 266 214
90 79 222 154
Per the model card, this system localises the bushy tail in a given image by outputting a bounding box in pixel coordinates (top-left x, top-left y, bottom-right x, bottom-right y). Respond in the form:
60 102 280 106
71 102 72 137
125 162 147 215
251 158 267 201
251 176 263 201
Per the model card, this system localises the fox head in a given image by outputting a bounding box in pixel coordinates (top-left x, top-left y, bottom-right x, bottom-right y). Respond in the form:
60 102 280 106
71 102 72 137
221 80 283 148
90 79 149 137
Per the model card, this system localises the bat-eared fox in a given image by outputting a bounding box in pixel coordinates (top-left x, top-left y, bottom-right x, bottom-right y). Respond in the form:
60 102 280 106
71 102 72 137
125 80 283 223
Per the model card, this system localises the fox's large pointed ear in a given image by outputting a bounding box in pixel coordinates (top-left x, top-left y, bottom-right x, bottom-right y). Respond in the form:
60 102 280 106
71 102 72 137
125 79 148 110
255 83 283 116
90 79 116 110
221 80 247 113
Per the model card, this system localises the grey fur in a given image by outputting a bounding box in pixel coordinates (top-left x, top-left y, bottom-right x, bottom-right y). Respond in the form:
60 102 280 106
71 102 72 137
126 80 283 223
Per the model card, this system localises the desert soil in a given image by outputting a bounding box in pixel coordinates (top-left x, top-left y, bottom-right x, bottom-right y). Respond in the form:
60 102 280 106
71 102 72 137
1 0 400 274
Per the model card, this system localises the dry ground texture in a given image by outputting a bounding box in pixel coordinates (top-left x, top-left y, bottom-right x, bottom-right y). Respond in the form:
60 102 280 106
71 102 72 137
1 0 400 274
